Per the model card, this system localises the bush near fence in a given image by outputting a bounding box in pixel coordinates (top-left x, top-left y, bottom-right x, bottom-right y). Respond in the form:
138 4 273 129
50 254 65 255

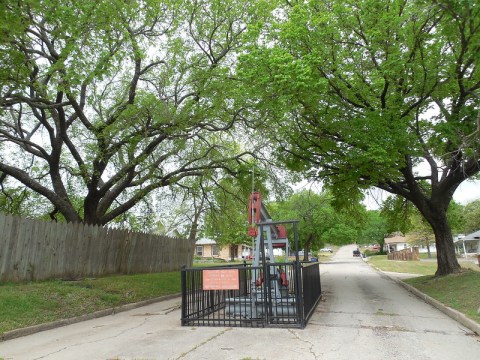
0 213 194 282
387 247 420 261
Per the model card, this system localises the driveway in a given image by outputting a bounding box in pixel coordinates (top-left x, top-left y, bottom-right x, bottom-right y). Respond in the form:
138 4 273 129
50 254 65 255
1 244 479 360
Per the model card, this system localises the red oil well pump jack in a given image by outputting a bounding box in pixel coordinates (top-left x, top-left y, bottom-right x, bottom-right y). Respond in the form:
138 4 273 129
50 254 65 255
223 192 304 322
247 191 290 268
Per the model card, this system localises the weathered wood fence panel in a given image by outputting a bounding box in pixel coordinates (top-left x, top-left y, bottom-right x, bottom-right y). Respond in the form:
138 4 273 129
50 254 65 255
387 247 420 261
0 213 194 282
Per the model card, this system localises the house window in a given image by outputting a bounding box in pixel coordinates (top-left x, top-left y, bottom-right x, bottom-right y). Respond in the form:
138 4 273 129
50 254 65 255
212 245 219 256
196 246 203 256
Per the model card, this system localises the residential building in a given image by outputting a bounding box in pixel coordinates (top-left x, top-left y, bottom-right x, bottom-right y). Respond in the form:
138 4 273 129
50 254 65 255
195 238 219 258
454 230 480 257
384 234 408 253
194 238 253 261
384 234 437 254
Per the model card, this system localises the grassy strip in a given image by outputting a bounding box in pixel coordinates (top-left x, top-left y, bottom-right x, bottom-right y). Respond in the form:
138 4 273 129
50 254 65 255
368 255 438 275
0 272 180 335
404 271 480 324
368 255 480 324
367 255 479 275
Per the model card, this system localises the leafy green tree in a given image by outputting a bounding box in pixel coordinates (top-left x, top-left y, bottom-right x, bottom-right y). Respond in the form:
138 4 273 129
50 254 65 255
202 186 250 254
446 201 466 235
202 162 271 248
0 180 63 220
0 0 270 225
322 222 359 247
270 190 362 260
0 185 30 216
272 191 329 260
238 0 480 275
382 196 465 257
357 210 389 252
463 199 480 234
406 209 437 258
381 196 414 235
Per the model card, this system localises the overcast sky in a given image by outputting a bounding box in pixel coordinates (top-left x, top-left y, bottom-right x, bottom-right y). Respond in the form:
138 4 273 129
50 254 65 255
362 179 480 210
451 179 480 205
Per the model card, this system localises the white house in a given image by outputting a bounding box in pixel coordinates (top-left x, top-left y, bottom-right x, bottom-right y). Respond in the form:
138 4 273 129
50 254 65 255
384 235 408 253
384 234 437 254
454 230 480 256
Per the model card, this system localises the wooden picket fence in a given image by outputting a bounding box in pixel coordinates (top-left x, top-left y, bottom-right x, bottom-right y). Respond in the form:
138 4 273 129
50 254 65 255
0 213 194 282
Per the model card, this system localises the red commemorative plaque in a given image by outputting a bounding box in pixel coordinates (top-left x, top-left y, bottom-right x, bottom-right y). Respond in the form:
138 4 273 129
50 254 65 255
202 269 240 290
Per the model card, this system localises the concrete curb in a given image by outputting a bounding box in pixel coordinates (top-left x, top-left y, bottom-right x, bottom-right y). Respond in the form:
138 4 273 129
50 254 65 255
366 259 480 336
0 293 181 342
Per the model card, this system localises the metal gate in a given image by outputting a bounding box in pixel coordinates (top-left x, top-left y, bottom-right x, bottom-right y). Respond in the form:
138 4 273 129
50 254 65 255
180 261 321 328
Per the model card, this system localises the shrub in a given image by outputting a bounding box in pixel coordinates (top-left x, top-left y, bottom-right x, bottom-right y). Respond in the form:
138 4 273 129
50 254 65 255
364 249 386 257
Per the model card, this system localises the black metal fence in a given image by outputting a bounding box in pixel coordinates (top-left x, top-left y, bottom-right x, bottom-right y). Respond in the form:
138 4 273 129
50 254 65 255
302 261 322 322
181 261 321 328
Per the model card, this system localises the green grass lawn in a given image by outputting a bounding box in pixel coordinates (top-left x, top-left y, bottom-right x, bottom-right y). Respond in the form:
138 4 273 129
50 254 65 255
0 272 180 335
368 255 480 324
368 255 438 275
404 271 480 324
368 255 479 275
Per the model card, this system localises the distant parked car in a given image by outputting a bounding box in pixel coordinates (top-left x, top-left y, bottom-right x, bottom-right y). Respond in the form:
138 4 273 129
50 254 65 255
320 247 333 253
353 249 361 257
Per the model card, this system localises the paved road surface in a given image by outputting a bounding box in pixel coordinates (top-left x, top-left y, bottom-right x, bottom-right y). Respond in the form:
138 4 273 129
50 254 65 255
1 244 479 359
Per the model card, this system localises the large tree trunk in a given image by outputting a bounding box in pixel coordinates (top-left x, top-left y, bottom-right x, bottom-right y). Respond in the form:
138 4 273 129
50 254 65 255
83 191 103 225
414 200 461 276
430 215 461 276
425 238 432 259
188 197 205 244
304 234 313 261
381 157 464 276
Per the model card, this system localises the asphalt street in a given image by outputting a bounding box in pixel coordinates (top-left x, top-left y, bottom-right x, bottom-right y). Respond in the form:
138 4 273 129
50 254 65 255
1 244 479 360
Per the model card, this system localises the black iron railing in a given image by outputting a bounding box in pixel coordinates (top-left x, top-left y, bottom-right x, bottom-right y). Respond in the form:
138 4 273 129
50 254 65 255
301 262 322 324
181 261 321 328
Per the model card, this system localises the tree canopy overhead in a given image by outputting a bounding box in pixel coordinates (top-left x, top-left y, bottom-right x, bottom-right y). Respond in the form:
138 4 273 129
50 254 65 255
238 0 480 275
0 0 272 225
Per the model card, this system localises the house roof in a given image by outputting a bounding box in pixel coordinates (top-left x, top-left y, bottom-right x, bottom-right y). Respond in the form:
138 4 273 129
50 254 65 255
463 230 480 241
195 238 217 245
384 235 406 244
